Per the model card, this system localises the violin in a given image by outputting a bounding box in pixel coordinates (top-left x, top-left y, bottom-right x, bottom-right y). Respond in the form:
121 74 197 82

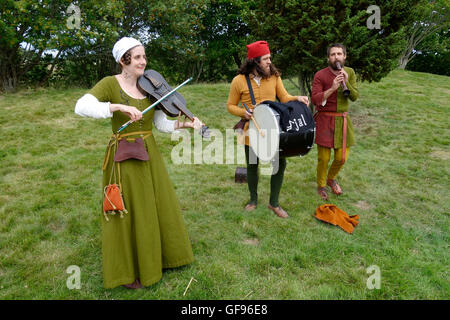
138 70 210 137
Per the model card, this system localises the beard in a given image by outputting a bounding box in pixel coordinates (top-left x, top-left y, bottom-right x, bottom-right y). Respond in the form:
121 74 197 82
256 64 271 78
329 59 345 70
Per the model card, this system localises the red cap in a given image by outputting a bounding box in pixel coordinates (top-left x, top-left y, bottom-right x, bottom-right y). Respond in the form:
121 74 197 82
246 40 270 59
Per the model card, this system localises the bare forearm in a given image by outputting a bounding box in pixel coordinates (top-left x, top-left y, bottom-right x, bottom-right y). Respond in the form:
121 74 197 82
109 103 142 122
322 87 337 102
109 103 126 113
174 120 187 130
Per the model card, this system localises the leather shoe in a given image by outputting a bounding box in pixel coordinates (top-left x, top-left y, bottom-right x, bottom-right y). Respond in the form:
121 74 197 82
317 187 329 200
268 204 289 218
245 203 257 211
122 279 143 289
327 179 343 195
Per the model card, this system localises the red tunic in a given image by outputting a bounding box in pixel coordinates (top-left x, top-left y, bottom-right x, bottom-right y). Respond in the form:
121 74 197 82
312 67 358 148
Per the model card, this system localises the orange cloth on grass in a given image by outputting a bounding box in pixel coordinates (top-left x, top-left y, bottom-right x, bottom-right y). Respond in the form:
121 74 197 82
315 204 359 234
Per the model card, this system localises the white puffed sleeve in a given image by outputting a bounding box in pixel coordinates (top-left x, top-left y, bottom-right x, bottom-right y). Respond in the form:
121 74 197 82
74 93 113 119
153 109 178 133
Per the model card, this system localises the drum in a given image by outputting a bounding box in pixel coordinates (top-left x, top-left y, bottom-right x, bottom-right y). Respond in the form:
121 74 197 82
248 103 315 161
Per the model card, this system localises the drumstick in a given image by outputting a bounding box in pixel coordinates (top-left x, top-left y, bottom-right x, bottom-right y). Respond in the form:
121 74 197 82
243 103 265 137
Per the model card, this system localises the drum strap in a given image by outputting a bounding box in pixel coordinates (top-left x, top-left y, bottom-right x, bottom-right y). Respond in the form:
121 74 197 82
318 111 348 164
245 75 257 106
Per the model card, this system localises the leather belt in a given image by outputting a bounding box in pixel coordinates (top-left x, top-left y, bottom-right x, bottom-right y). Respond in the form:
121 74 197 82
318 111 348 164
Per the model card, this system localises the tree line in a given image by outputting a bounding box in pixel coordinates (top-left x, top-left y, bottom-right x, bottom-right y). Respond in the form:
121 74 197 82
0 0 448 93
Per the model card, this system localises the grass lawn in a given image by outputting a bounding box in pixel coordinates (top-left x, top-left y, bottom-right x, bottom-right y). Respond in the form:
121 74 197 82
0 69 448 299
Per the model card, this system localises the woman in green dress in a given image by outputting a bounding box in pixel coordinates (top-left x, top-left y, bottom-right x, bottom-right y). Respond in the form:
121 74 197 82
75 37 202 289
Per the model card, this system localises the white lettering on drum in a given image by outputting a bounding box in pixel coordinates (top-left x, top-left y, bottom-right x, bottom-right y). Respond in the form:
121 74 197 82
286 116 307 132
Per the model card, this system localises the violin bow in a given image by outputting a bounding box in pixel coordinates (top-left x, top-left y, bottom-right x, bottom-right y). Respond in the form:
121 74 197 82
117 77 193 133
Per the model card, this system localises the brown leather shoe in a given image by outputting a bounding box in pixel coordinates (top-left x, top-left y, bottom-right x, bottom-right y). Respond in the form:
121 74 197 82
317 187 329 200
245 203 257 211
327 179 343 195
268 204 289 218
122 279 143 289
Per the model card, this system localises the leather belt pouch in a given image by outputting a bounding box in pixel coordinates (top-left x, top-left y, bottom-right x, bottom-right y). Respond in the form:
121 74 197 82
235 167 247 183
233 119 248 131
114 138 149 162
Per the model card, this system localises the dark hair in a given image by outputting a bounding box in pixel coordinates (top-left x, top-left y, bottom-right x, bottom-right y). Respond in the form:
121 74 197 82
120 50 132 66
327 43 347 57
116 50 132 72
237 56 281 78
117 45 143 69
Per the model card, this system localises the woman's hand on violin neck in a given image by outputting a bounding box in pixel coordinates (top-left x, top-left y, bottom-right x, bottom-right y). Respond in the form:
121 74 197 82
110 104 143 122
191 117 204 130
176 117 204 130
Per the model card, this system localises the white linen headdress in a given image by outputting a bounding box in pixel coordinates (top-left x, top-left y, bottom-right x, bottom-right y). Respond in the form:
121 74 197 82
112 37 143 63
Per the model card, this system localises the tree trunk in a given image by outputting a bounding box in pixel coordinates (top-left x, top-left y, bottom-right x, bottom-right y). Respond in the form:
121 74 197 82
1 63 18 92
398 56 409 69
195 60 204 83
1 70 18 93
297 73 312 97
0 45 20 92
233 52 241 69
297 72 313 111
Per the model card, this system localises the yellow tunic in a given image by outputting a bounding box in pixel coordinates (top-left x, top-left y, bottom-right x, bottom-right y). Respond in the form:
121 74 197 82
226 74 298 145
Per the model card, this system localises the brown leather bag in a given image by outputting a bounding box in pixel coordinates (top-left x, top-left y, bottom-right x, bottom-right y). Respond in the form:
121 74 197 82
114 138 149 162
233 119 248 131
235 167 247 183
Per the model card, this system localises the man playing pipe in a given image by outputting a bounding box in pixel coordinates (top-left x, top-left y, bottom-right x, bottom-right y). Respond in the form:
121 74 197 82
312 43 359 200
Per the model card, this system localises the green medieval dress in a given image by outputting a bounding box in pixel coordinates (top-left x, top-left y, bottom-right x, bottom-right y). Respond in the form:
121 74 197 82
89 76 194 289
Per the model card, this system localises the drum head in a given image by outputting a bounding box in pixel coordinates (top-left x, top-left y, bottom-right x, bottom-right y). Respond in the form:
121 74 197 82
249 104 280 161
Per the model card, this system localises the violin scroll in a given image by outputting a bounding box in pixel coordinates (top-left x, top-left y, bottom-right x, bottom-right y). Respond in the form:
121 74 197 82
138 70 210 138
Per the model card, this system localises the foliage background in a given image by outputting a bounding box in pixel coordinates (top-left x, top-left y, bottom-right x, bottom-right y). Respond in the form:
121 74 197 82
1 0 448 91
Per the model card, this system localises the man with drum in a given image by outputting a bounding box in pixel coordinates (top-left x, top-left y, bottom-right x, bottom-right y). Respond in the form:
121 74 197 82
227 40 309 218
311 43 359 200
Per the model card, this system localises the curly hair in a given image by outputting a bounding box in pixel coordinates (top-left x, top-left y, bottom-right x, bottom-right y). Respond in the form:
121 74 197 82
118 45 144 69
237 56 281 78
120 50 132 66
